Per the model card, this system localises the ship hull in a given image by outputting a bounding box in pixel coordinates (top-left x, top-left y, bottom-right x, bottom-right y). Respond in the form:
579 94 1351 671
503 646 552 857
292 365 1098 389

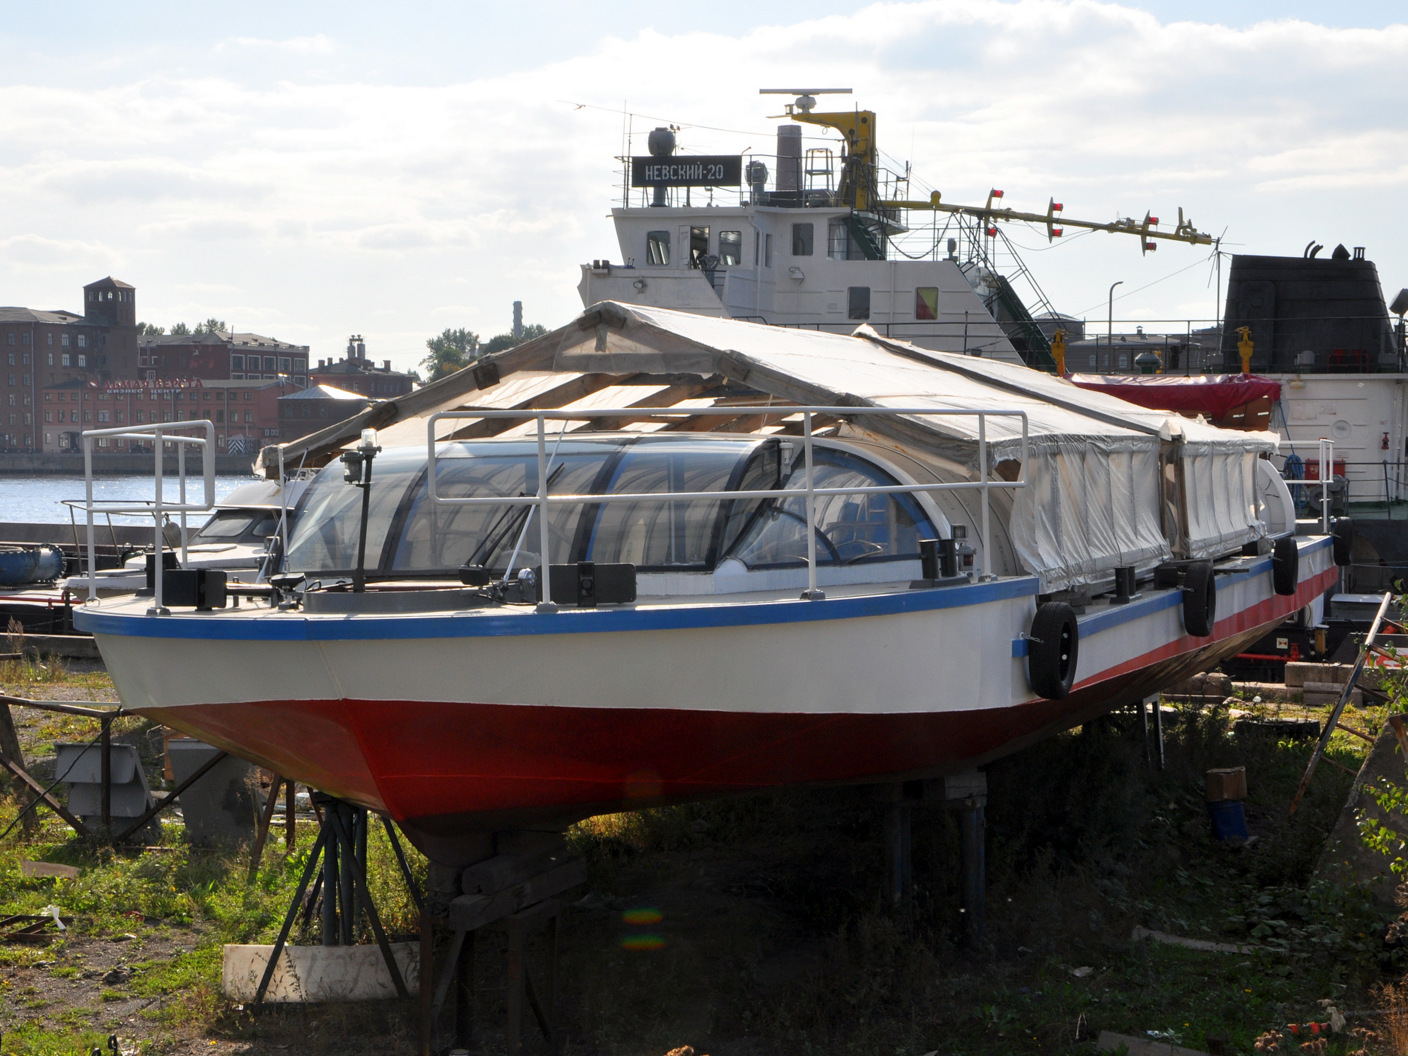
77 539 1336 863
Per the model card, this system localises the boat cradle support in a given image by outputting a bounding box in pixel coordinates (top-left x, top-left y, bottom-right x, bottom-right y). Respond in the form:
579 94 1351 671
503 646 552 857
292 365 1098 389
877 773 988 948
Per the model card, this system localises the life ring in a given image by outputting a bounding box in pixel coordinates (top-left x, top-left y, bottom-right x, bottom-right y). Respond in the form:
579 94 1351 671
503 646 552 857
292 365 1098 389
1272 536 1299 597
1183 559 1217 637
1028 602 1079 700
1332 517 1354 567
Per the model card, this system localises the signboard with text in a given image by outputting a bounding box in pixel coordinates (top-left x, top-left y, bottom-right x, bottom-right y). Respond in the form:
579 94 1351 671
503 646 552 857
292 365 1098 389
631 155 742 188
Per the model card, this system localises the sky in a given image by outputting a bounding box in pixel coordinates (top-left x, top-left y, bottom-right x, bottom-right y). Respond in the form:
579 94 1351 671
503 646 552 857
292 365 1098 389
1 0 1405 374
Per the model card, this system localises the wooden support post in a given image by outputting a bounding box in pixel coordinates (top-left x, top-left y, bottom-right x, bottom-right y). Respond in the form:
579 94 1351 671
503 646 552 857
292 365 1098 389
0 750 90 836
418 908 435 1056
247 773 285 883
455 930 474 1051
944 771 987 950
884 799 912 912
1150 695 1165 771
99 715 112 835
0 704 36 834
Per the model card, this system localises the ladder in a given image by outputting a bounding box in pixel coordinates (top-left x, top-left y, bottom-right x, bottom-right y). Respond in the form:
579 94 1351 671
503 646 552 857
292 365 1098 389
1288 592 1396 815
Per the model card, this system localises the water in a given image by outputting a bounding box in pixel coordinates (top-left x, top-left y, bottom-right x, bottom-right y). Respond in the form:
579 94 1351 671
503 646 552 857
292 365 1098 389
0 475 261 525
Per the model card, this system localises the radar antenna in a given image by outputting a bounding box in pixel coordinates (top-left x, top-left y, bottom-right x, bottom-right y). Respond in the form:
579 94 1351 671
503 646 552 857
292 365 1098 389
759 88 851 114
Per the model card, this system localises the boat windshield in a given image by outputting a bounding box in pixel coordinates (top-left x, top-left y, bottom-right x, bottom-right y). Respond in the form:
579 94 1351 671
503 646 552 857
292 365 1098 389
192 510 278 544
283 435 935 579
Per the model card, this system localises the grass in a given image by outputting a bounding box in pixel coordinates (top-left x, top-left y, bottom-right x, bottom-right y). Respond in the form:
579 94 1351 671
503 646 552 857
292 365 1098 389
4 653 1408 1053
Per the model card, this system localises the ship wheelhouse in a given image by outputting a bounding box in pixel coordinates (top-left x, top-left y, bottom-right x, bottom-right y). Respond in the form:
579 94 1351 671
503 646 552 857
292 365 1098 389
284 434 942 595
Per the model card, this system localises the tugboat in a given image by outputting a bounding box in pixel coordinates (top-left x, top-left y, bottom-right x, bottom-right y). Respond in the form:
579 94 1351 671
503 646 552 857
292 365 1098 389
581 88 1212 366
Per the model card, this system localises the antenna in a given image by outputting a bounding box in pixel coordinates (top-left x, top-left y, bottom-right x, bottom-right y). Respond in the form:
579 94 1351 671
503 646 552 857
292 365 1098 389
759 88 852 114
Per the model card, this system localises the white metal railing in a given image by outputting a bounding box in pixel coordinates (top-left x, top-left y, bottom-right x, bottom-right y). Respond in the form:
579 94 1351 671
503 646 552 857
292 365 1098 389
1319 437 1334 533
80 421 216 613
425 406 1029 610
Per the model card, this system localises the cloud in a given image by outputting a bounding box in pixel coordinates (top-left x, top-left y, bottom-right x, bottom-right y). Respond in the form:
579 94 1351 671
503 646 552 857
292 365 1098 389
219 34 336 55
0 2 1405 371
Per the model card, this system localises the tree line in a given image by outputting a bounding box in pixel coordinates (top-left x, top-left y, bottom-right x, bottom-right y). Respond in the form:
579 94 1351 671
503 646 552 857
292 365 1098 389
421 323 547 382
136 319 229 337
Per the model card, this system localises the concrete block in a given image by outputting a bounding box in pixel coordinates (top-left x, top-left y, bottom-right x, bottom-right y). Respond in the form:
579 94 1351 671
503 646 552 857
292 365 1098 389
167 740 259 847
1097 1030 1211 1056
222 942 419 1002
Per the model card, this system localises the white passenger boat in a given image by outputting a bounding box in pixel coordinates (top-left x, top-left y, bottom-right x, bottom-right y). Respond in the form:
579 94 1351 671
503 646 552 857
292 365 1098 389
74 305 1342 865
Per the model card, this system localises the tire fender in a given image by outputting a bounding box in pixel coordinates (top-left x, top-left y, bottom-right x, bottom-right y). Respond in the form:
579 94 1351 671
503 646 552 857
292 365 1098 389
1028 601 1079 700
1183 559 1217 637
1272 536 1299 597
1332 517 1353 567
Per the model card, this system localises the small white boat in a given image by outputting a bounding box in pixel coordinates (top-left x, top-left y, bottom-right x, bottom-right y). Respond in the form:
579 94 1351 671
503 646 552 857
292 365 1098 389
75 306 1342 866
62 478 306 596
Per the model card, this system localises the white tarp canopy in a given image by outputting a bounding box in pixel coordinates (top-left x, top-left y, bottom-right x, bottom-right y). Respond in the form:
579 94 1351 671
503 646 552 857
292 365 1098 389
267 301 1277 591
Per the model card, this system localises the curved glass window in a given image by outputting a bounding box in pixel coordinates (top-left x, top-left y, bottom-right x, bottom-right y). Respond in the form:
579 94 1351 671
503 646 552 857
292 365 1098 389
723 449 934 569
283 437 930 580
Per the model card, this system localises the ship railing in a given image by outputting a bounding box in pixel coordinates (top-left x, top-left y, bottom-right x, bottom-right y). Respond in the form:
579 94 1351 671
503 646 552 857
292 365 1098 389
426 405 1029 611
78 421 216 613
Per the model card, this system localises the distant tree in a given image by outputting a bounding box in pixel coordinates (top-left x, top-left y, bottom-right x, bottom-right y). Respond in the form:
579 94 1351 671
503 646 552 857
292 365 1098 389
422 328 481 381
193 318 229 335
481 323 548 357
169 322 191 336
136 321 165 336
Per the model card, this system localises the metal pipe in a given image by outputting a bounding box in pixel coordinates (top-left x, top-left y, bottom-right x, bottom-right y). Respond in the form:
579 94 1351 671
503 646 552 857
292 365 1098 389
1107 280 1124 351
535 416 554 613
803 412 820 599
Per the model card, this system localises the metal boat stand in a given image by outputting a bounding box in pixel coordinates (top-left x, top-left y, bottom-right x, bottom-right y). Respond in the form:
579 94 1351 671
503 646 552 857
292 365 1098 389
1137 694 1165 771
878 773 986 947
417 836 586 1056
252 793 420 1005
0 694 228 842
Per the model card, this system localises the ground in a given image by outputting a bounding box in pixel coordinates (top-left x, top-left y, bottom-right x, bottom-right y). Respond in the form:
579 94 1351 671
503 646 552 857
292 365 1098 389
3 656 1408 1055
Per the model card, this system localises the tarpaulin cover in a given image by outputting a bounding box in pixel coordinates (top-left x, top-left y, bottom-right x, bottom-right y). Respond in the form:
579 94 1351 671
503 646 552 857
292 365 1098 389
274 302 1278 592
1066 373 1282 420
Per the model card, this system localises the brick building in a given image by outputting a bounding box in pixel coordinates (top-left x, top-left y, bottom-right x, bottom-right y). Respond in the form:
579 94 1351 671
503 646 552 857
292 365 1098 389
139 330 309 386
311 335 415 398
0 276 140 450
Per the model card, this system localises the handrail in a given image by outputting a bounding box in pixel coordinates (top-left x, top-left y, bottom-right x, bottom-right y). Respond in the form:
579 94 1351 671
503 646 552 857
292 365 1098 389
425 405 1029 609
1319 437 1334 533
80 421 217 614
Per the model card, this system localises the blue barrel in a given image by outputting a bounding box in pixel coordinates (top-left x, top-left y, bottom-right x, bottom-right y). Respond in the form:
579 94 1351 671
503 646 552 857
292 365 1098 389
1207 799 1249 841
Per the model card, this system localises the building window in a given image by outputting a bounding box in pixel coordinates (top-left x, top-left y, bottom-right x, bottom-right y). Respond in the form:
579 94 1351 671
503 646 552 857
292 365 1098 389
61 353 70 367
646 230 670 266
243 392 251 400
719 230 742 266
47 353 53 365
21 352 29 365
77 335 86 348
44 433 51 446
115 411 123 423
135 410 145 423
61 333 69 348
279 357 291 373
97 410 110 423
245 410 253 422
263 356 276 372
216 409 224 422
46 333 51 346
915 288 938 321
5 334 12 346
792 222 813 256
23 413 31 426
77 355 86 368
231 354 244 370
6 353 12 366
21 332 29 346
43 410 51 422
847 286 871 320
43 392 50 401
294 358 305 371
70 410 78 423
6 375 12 387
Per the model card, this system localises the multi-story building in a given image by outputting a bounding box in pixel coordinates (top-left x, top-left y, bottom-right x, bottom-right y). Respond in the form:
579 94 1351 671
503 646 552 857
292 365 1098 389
311 335 415 398
277 384 372 443
138 330 309 386
1 276 140 450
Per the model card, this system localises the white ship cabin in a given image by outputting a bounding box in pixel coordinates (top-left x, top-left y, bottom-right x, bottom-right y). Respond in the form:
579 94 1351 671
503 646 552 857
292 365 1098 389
578 122 1019 362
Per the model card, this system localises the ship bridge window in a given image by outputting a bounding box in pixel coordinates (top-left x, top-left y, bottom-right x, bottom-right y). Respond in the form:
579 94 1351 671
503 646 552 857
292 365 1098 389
689 226 710 269
719 230 742 267
724 449 934 570
792 222 813 257
646 230 670 266
915 288 938 321
848 286 871 321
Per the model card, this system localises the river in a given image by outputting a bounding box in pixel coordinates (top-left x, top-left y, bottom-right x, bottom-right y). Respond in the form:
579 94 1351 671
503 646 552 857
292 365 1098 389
0 475 262 525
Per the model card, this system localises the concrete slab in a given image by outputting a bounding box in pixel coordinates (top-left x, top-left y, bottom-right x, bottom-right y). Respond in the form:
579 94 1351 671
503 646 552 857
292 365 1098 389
222 942 419 1002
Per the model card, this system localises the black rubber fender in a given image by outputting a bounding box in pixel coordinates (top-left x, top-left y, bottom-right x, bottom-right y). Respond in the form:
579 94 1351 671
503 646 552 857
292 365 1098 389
1182 559 1217 637
1027 601 1079 700
1272 536 1299 596
1332 517 1354 567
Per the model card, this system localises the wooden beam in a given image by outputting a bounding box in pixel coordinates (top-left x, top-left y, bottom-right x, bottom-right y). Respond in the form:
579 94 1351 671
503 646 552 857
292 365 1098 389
0 751 90 836
436 374 628 441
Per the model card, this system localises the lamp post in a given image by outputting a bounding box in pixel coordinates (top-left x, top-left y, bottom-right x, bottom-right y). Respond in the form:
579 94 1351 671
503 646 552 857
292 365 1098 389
1107 280 1124 352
